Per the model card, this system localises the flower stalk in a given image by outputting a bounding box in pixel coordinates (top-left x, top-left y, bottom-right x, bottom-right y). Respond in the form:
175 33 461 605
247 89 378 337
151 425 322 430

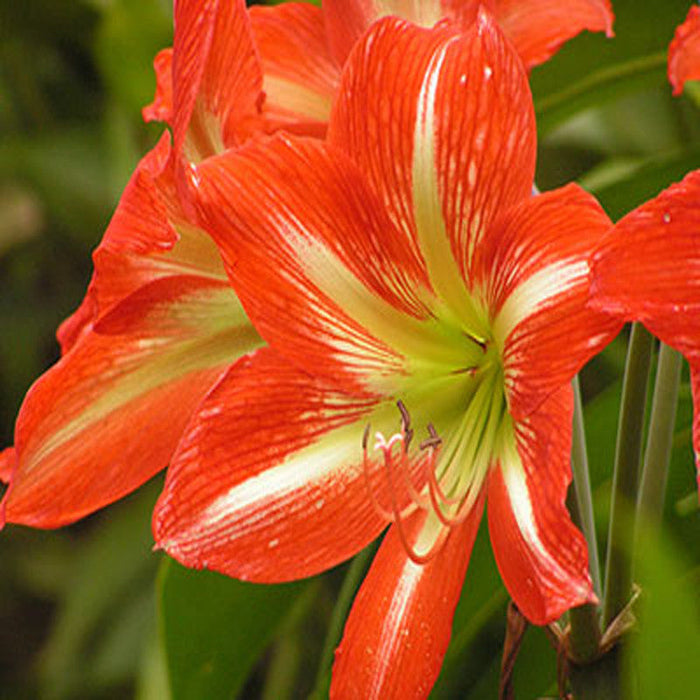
603 322 654 628
570 375 601 595
566 376 602 674
636 343 683 531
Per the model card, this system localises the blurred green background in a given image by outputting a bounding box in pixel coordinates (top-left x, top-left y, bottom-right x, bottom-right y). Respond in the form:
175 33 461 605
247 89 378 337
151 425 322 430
0 0 699 698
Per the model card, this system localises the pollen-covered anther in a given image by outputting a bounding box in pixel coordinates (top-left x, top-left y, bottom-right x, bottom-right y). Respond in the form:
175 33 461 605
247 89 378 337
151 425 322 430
361 403 453 565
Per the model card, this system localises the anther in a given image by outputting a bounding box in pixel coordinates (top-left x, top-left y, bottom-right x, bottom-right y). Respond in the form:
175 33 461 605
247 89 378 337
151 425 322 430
397 400 411 429
420 423 442 450
396 400 414 449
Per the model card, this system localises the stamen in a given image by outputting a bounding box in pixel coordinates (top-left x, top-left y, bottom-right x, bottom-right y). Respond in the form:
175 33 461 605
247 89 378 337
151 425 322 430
361 423 393 521
392 509 452 565
395 402 431 510
382 435 451 564
419 423 443 450
423 422 475 510
427 470 477 527
397 444 431 511
361 403 475 565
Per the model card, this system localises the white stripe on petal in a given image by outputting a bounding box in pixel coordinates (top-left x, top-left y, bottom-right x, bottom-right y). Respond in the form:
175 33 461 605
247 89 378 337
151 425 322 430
271 210 471 373
492 258 588 348
193 432 360 539
371 562 424 695
370 510 444 696
375 0 443 27
500 439 590 600
262 75 333 122
412 37 488 338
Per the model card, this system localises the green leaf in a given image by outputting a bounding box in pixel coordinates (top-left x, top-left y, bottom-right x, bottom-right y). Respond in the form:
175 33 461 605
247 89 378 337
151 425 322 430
431 521 508 699
37 481 161 699
158 559 309 700
626 527 700 699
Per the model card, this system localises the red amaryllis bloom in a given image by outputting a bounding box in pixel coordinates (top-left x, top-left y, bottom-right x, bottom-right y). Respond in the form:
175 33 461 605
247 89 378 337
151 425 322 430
144 0 342 159
1 0 615 529
668 4 700 95
0 134 263 528
146 0 614 158
0 0 334 528
0 0 277 528
153 14 620 696
591 170 700 494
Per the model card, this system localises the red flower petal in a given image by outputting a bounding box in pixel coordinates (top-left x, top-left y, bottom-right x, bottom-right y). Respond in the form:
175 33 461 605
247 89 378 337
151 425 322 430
496 0 614 69
669 5 700 96
0 447 15 485
324 0 613 71
331 499 484 699
323 0 455 65
591 170 700 360
592 172 700 497
329 14 535 292
57 133 227 354
153 347 412 582
3 278 259 528
477 183 621 418
488 387 596 625
249 2 340 137
191 135 451 396
171 0 262 160
142 48 173 125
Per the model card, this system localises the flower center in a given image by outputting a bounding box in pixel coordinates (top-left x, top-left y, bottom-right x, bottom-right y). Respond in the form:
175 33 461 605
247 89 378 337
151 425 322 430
363 334 511 563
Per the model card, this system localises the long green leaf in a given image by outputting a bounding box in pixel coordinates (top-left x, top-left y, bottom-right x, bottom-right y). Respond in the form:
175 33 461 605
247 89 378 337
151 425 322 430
158 559 308 700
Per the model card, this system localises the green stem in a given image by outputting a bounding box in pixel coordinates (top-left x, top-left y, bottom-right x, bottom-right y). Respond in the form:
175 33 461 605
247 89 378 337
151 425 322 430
566 378 602 670
570 375 602 596
602 323 654 628
535 52 666 133
567 377 600 668
536 53 665 114
568 603 601 666
568 648 624 700
636 344 683 531
310 542 376 695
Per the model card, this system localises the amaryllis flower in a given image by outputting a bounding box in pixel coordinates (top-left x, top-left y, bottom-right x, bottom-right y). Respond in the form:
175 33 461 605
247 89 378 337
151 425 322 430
591 170 700 493
143 0 341 160
668 4 700 95
146 0 614 161
153 14 620 696
0 134 263 528
0 0 330 527
0 0 616 529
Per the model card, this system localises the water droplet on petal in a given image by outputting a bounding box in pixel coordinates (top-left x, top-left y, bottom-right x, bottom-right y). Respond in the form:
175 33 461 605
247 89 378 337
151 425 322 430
268 538 279 549
484 65 493 80
663 212 672 224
